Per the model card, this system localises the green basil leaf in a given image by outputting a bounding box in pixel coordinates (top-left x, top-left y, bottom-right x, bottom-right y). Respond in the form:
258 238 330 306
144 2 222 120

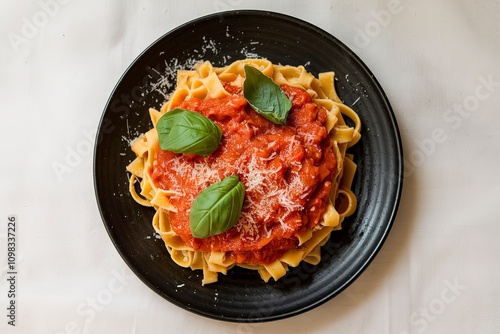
243 65 292 125
156 108 222 156
189 175 245 239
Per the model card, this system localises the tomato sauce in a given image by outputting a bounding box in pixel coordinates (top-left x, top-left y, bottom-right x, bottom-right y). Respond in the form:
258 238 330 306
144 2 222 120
151 84 337 264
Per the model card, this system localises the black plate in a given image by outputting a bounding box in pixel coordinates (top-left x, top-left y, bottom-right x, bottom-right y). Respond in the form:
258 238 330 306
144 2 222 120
94 10 403 322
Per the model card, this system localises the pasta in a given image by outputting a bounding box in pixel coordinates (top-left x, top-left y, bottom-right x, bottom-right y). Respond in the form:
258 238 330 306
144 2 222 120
127 59 361 284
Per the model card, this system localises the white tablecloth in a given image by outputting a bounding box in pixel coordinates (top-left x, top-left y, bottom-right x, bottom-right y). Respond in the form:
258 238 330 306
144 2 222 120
1 1 499 333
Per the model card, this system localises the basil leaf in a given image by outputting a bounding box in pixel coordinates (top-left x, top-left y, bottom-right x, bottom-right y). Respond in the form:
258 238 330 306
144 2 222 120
156 108 222 156
243 65 292 125
189 175 245 239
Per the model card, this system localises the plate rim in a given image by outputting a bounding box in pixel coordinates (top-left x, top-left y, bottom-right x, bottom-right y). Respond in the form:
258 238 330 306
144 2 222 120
93 9 404 322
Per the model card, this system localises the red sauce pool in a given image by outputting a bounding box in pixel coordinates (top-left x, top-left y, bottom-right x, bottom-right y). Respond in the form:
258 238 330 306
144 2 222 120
151 84 337 264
